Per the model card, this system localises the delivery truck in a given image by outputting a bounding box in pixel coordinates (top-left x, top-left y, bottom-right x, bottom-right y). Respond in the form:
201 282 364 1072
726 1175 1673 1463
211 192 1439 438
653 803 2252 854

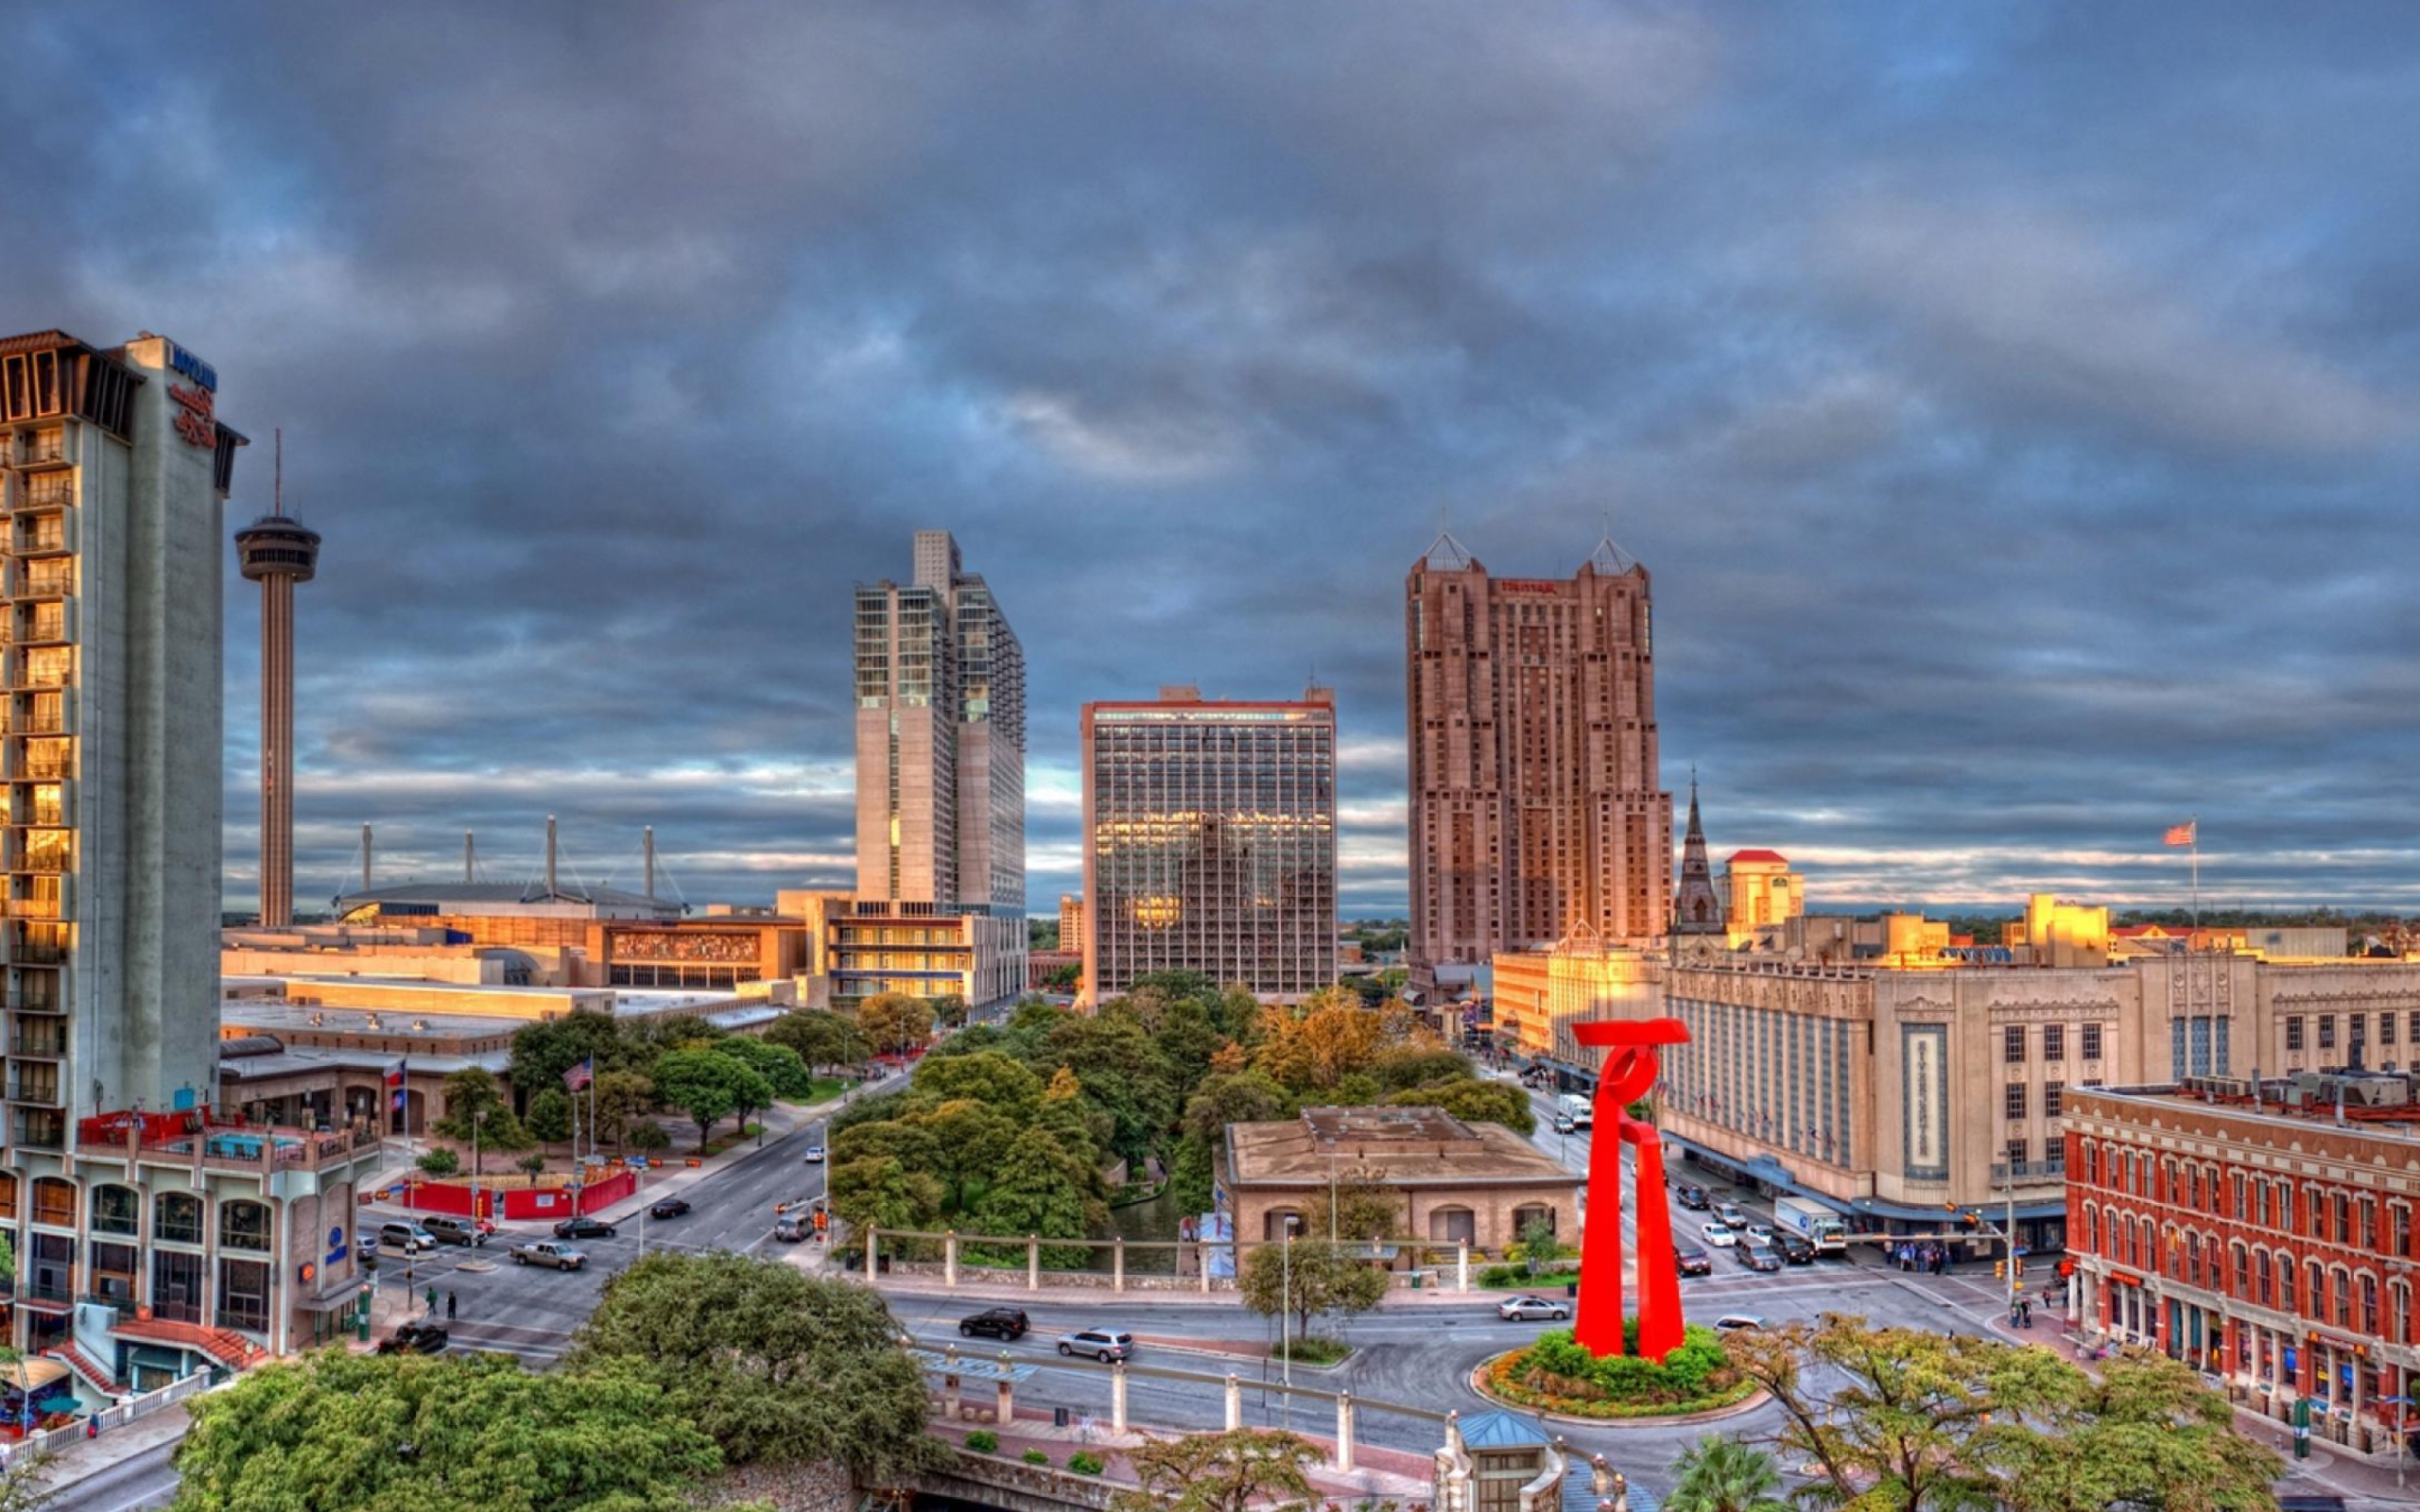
1772 1195 1848 1257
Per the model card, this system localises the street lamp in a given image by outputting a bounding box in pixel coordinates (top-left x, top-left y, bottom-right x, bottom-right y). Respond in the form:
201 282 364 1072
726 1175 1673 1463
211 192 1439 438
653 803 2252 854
1280 1214 1299 1430
472 1108 487 1236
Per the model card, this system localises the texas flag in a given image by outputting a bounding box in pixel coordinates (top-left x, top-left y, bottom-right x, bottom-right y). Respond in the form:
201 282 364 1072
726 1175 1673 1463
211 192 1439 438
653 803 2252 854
385 1058 406 1110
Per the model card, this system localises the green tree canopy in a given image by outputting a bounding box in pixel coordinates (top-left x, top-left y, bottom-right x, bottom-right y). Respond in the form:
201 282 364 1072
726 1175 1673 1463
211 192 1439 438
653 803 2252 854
1110 1429 1321 1512
650 1047 771 1150
854 993 936 1058
1236 1237 1389 1339
914 1098 1024 1212
764 1009 867 1073
433 1068 533 1149
1724 1316 2280 1512
1367 1047 1474 1092
566 1251 945 1482
968 1125 1107 1263
717 1037 815 1101
1389 1077 1535 1135
524 1087 574 1145
590 1069 653 1151
908 1049 1046 1124
1665 1435 1788 1512
831 1118 942 1173
826 1154 944 1234
171 1349 719 1512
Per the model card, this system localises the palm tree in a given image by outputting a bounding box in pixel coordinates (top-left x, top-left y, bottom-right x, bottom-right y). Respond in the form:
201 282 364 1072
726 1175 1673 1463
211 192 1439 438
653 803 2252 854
1666 1435 1789 1512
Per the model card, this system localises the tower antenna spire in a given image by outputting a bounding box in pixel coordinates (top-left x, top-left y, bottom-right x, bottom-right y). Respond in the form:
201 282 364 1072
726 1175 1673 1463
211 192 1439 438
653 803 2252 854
273 427 284 517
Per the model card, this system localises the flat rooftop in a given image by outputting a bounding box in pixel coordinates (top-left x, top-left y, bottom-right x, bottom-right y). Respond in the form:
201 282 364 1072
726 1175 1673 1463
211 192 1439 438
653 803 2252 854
2076 1077 2420 1143
1228 1107 1577 1188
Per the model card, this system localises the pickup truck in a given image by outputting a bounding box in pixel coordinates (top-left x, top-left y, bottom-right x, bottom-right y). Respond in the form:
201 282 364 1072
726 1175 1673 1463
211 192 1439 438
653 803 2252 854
509 1239 589 1270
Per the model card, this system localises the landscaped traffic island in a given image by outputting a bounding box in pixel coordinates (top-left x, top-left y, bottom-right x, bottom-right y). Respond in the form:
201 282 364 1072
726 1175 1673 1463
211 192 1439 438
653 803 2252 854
1477 1322 1755 1419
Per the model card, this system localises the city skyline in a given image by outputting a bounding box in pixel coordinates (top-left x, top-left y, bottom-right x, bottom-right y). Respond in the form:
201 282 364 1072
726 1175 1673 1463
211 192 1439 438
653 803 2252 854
8 7 2417 917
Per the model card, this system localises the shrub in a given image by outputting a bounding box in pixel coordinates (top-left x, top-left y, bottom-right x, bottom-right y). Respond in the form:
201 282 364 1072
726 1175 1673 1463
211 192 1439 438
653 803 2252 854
964 1430 999 1453
415 1147 459 1177
1067 1452 1104 1474
626 1122 672 1151
1022 1449 1049 1466
516 1153 547 1177
1496 1323 1742 1414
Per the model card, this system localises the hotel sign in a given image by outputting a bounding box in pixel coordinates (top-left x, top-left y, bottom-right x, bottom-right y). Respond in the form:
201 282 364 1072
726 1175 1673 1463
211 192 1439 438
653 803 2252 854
167 342 217 392
168 382 216 448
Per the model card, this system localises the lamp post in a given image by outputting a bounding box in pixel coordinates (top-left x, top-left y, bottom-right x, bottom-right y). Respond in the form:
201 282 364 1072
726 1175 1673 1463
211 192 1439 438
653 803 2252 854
1280 1215 1298 1431
472 1109 486 1235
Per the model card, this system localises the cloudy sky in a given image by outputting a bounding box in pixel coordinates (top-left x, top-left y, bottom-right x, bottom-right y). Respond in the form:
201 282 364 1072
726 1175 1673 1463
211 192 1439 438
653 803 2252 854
8 3 2417 919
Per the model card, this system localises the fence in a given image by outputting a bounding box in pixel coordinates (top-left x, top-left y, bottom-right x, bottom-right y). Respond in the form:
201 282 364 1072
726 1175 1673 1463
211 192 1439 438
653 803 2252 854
861 1227 1480 1295
16 1368 211 1459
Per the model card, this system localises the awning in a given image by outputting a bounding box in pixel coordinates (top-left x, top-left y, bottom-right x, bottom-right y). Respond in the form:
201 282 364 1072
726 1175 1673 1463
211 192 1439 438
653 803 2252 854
0 1360 69 1393
294 1279 368 1312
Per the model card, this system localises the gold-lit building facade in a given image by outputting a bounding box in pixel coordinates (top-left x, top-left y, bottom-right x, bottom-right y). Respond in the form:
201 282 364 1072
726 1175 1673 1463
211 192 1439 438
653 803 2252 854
1080 687 1336 1005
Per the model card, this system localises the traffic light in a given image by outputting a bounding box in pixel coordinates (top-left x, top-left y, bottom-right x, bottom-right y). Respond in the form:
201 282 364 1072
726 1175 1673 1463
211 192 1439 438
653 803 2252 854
1962 1211 1981 1230
2014 1258 2026 1279
1995 1261 2007 1280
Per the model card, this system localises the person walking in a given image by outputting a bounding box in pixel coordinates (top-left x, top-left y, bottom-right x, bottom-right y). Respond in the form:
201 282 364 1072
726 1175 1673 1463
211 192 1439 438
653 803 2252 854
445 1291 458 1321
424 1284 438 1314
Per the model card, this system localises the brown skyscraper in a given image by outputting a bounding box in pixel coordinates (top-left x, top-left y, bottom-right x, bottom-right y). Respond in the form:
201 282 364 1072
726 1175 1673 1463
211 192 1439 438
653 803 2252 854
233 435 320 927
1406 531 1669 995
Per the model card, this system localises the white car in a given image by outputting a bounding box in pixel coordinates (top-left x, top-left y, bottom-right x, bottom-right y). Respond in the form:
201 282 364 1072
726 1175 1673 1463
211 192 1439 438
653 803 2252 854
1700 1222 1738 1247
1497 1296 1570 1321
802 1145 826 1164
1714 1314 1768 1332
1742 1223 1774 1245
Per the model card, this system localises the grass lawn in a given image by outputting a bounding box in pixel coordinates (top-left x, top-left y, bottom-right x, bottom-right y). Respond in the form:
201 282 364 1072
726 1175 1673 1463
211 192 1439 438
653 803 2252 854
802 1077 854 1105
696 1123 766 1158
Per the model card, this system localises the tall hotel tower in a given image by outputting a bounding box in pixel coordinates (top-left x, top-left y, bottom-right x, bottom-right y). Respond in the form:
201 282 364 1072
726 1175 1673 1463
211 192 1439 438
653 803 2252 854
1080 685 1337 1005
1405 531 1671 996
849 530 1026 1005
0 331 380 1377
233 438 320 928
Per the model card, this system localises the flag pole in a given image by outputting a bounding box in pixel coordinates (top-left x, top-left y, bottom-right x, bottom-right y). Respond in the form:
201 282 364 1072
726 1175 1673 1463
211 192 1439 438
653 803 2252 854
2191 816 2201 929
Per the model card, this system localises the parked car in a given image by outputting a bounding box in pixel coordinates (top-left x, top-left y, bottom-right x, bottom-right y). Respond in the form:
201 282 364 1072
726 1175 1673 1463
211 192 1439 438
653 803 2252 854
649 1198 691 1221
959 1307 1030 1340
772 1214 808 1242
1056 1330 1135 1363
378 1221 439 1254
1715 1202 1749 1229
421 1215 486 1247
1497 1295 1569 1322
553 1215 617 1241
1699 1221 1738 1247
1674 1182 1710 1211
802 1145 826 1163
1713 1314 1769 1332
376 1322 449 1355
1673 1245 1713 1277
1734 1242 1782 1272
510 1240 588 1270
1773 1230 1816 1265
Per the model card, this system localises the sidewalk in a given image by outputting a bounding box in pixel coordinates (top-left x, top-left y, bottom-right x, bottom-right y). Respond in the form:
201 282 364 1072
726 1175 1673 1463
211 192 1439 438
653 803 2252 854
28 1403 193 1494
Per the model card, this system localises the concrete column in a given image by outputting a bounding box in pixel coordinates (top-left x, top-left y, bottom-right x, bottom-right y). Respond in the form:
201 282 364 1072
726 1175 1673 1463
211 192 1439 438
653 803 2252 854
1201 1243 1214 1293
1335 1389 1356 1472
1114 1237 1125 1293
865 1225 879 1276
1224 1372 1241 1431
1028 1234 1041 1292
1111 1360 1129 1432
1458 1241 1471 1293
996 1375 1013 1426
944 1231 959 1288
944 1344 961 1418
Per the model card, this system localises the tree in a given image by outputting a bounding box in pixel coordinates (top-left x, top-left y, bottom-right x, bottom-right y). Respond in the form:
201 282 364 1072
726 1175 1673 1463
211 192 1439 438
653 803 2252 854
1368 1046 1473 1091
590 1069 653 1152
525 1087 574 1146
415 1147 459 1177
969 1125 1105 1265
826 1155 944 1235
915 1099 1022 1212
433 1067 512 1142
651 1047 771 1151
1723 1316 2280 1512
930 994 970 1029
1171 1070 1295 1213
1307 1172 1401 1243
1236 1238 1389 1340
1389 1077 1535 1136
1112 1428 1321 1512
831 1118 942 1173
1665 1435 1788 1512
765 1010 866 1074
1250 998 1383 1092
854 993 936 1059
566 1251 945 1482
1518 1214 1566 1275
908 1050 1045 1124
515 1153 547 1177
718 1037 815 1101
171 1350 720 1512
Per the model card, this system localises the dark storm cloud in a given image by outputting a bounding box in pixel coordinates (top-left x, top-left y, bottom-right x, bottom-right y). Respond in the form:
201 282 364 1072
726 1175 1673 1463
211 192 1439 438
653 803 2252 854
9 1 2420 919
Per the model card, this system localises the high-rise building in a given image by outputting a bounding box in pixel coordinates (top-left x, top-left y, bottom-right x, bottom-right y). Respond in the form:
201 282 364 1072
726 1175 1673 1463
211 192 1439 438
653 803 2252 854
1081 685 1337 1004
233 435 320 928
1405 531 1670 997
1671 779 1724 946
0 330 379 1376
1720 848 1803 947
850 530 1025 1005
1059 894 1086 957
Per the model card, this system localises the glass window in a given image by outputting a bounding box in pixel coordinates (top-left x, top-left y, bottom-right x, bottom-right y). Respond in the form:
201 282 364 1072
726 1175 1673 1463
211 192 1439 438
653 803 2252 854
2287 1017 2306 1052
2004 1026 2026 1063
2005 1083 2027 1119
90 1184 138 1236
155 1193 202 1245
2081 1022 2103 1060
2045 1082 2065 1119
2320 1016 2337 1050
2043 1024 2065 1062
220 1200 271 1253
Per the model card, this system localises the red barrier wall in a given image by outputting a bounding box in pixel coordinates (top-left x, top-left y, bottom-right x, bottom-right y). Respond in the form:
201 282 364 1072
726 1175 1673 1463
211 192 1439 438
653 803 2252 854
390 1170 636 1221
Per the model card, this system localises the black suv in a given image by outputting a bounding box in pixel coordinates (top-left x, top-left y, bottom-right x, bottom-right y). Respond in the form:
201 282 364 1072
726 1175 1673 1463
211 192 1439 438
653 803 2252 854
1774 1230 1816 1264
959 1307 1030 1341
376 1323 449 1355
1674 1182 1710 1211
553 1215 617 1240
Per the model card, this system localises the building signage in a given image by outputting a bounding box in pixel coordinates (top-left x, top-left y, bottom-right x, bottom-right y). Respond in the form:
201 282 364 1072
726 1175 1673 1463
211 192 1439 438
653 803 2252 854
167 382 216 449
327 1223 348 1264
1902 1023 1949 1180
1497 580 1564 596
166 342 216 393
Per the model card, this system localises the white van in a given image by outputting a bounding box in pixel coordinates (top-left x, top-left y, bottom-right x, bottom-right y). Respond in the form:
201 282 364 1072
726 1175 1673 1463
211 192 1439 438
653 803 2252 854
379 1221 439 1254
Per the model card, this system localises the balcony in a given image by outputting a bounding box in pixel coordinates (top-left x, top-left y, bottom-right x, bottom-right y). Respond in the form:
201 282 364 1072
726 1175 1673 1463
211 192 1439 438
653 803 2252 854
1990 1160 2068 1185
19 1280 72 1306
10 936 66 966
12 611 68 648
16 755 69 782
9 570 70 601
10 1028 64 1057
9 1074 61 1106
11 522 69 557
75 1110 384 1176
19 435 66 470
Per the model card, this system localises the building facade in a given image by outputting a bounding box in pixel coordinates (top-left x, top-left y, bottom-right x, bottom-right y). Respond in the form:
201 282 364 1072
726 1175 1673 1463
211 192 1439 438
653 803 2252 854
1058 894 1086 957
1720 850 1802 946
1080 686 1336 1005
1490 935 1665 1081
2067 1078 2420 1461
852 530 1025 1006
1222 1106 1579 1255
1405 532 1669 998
0 329 380 1386
232 441 320 929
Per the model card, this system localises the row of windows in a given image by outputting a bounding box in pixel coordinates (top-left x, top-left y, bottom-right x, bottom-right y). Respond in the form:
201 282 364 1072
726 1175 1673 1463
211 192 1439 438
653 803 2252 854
2003 1080 2070 1120
0 1175 271 1249
2079 1141 2418 1259
2282 1009 2418 1052
2083 1203 2413 1342
2003 1022 2105 1062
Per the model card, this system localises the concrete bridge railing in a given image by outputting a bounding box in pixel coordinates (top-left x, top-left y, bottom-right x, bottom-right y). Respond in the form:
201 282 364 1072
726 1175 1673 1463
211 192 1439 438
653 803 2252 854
861 1226 1479 1294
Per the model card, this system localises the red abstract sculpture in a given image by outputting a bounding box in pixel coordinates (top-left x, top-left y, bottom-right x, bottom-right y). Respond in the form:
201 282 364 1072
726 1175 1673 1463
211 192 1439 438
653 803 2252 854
1570 1017 1690 1361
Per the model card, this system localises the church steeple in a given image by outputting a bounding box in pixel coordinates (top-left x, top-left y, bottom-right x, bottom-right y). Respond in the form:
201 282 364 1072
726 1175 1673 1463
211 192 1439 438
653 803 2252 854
1672 769 1724 937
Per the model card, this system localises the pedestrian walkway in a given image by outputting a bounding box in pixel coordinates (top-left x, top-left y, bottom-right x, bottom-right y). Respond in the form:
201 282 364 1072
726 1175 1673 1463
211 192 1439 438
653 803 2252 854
29 1403 193 1495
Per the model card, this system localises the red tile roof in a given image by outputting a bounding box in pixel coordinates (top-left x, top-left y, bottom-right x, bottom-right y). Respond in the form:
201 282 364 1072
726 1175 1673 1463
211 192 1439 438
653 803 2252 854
1725 849 1789 864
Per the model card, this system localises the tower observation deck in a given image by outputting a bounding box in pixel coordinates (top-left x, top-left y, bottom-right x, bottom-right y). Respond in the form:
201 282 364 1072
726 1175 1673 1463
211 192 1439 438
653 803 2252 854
233 439 320 927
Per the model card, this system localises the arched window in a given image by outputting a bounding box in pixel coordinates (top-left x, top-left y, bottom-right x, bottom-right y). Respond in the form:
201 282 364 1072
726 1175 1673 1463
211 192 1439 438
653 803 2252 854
2334 1266 2353 1328
29 1177 74 1228
1426 1206 1476 1245
2360 1273 2380 1336
2233 1242 2249 1298
154 1193 202 1246
1511 1204 1555 1237
2392 1280 2411 1345
89 1184 138 1236
2307 1260 2325 1318
220 1199 272 1253
1261 1209 1303 1243
2256 1249 2273 1306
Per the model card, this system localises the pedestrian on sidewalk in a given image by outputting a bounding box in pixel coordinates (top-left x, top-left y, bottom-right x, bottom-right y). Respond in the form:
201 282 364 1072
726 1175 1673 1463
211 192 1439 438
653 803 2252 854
424 1284 438 1314
445 1291 458 1321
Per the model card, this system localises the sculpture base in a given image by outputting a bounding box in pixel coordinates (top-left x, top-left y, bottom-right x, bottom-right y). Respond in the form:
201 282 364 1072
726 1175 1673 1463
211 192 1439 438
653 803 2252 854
1473 1326 1754 1422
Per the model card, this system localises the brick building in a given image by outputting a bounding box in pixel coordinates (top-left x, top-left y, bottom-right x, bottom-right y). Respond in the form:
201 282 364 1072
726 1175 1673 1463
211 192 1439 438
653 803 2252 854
2066 1076 2420 1460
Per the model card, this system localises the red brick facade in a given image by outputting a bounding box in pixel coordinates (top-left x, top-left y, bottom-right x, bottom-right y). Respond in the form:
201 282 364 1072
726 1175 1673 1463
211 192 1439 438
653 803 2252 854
2066 1086 2420 1458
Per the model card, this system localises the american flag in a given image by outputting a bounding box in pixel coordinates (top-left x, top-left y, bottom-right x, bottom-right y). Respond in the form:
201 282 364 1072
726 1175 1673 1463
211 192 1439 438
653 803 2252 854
2164 821 2197 848
562 1057 594 1092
